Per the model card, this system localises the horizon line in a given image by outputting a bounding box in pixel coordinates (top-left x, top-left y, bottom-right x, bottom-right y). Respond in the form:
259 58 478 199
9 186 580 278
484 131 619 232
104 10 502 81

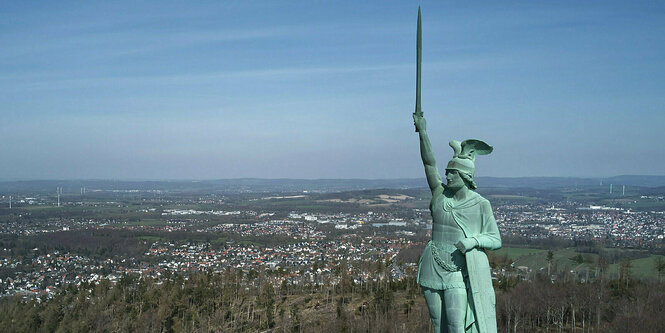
1 174 664 182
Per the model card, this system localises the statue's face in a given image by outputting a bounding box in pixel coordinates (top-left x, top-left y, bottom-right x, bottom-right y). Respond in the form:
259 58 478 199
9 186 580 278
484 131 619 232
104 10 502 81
445 169 465 190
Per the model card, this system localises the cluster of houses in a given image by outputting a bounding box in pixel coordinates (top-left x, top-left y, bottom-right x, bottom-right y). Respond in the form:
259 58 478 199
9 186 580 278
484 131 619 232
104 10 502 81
496 203 664 248
144 236 412 284
0 233 415 298
197 220 325 239
0 251 134 299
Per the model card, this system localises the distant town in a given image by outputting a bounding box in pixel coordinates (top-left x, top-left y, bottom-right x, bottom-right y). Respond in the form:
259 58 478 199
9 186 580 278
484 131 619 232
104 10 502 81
1 178 664 301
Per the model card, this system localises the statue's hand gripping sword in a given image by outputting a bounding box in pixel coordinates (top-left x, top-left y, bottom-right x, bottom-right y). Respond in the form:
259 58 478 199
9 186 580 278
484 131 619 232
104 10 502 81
413 7 423 131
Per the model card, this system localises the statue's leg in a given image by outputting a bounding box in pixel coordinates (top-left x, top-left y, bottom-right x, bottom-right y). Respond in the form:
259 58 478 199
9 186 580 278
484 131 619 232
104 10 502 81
422 287 445 333
443 288 468 333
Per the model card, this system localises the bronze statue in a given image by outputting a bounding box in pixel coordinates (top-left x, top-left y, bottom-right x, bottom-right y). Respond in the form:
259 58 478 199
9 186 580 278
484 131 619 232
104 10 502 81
412 7 502 333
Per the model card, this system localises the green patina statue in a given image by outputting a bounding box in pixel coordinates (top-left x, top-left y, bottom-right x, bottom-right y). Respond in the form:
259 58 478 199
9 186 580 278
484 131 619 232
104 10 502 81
412 7 501 333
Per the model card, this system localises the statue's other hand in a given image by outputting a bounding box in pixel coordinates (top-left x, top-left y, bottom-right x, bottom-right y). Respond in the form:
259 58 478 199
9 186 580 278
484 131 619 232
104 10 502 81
455 238 478 253
412 113 426 132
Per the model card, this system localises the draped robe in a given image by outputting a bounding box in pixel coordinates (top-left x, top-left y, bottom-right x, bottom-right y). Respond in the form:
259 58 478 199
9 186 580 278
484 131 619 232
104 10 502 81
419 190 502 332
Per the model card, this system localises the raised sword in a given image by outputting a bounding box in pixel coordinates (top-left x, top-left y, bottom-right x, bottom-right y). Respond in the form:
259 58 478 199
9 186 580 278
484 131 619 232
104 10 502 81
414 6 422 119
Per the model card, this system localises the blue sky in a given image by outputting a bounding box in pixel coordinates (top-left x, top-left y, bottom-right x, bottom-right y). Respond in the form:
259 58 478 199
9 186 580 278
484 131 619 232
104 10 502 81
1 1 664 179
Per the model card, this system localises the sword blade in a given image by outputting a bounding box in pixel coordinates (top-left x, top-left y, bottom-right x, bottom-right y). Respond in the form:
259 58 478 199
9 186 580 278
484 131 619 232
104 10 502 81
415 6 422 116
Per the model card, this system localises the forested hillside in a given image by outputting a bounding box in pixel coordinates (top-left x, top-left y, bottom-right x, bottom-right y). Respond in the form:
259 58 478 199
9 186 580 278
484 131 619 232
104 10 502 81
2 266 663 332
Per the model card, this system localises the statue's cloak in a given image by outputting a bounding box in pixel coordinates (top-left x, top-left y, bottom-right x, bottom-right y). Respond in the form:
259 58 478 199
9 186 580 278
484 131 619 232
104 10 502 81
442 191 501 333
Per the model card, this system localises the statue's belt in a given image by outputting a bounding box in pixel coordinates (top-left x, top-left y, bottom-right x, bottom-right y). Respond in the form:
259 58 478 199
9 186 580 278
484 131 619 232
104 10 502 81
427 241 462 272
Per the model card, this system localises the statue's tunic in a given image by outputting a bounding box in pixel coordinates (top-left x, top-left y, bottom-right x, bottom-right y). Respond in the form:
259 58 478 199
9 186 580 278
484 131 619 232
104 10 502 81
417 190 502 333
417 191 467 290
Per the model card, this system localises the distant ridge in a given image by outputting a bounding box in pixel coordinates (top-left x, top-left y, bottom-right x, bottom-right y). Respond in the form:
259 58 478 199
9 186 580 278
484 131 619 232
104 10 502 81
1 175 664 194
0 178 424 194
603 175 665 187
477 175 665 189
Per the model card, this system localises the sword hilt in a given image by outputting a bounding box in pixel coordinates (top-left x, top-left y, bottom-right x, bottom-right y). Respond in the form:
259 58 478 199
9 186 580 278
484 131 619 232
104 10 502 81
413 111 424 132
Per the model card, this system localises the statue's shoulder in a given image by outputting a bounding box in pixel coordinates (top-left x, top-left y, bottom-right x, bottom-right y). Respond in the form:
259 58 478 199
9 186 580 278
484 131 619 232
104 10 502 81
468 191 493 209
475 192 489 203
473 194 495 213
468 190 485 202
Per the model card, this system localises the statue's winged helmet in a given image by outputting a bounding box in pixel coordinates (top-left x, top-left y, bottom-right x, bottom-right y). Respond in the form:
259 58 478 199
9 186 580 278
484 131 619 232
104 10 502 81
445 139 493 189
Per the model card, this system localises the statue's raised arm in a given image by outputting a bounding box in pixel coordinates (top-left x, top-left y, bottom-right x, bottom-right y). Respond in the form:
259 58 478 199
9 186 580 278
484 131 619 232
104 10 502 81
413 113 443 194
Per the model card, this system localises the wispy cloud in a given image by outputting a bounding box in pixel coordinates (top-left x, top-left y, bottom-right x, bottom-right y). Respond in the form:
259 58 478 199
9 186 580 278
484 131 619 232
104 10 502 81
0 25 300 60
1 52 519 93
1 63 413 92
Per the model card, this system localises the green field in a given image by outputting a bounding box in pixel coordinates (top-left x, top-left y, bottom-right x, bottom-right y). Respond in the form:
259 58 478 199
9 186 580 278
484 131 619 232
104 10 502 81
493 247 545 260
493 247 664 279
137 235 162 242
608 255 665 279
